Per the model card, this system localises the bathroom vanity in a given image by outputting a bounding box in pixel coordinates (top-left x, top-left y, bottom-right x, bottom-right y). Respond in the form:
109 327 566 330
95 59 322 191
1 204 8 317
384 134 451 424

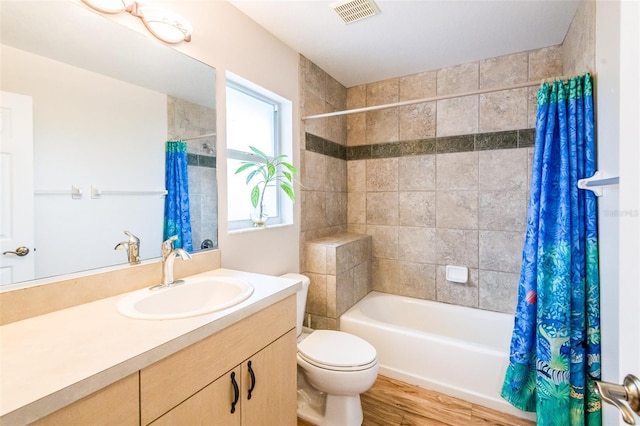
0 269 300 425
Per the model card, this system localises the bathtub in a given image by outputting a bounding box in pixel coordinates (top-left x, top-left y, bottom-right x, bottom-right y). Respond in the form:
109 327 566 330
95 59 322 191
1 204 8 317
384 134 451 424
339 291 535 421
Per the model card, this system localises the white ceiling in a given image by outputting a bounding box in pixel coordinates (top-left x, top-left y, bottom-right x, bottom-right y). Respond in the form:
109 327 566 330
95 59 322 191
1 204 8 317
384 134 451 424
229 0 581 88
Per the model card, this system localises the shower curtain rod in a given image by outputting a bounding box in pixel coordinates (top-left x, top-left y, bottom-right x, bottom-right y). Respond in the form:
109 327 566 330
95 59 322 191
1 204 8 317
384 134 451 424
302 78 553 120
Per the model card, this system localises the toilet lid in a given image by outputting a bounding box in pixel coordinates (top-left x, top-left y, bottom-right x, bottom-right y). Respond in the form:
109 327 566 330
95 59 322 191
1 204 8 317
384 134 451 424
298 330 377 369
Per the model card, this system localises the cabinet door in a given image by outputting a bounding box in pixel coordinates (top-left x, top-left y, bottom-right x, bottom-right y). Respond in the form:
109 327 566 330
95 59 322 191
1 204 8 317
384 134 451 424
32 373 139 426
152 366 241 426
241 329 297 426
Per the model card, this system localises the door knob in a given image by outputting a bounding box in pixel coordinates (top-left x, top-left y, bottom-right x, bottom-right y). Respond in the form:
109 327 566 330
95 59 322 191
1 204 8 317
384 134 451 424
595 374 640 425
2 246 30 256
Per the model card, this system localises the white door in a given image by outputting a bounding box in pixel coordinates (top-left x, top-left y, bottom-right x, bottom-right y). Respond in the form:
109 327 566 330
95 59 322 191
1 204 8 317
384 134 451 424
0 91 34 287
599 1 640 424
616 0 640 422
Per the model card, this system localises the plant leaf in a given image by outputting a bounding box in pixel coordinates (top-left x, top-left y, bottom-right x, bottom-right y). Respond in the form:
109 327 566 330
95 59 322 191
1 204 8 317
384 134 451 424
282 162 298 175
280 182 295 202
250 185 260 208
266 163 276 178
245 169 258 185
283 171 292 182
249 146 269 160
235 162 254 174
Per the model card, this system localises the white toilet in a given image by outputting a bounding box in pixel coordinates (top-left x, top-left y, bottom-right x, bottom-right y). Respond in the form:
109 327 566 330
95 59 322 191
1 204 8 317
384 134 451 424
282 273 379 426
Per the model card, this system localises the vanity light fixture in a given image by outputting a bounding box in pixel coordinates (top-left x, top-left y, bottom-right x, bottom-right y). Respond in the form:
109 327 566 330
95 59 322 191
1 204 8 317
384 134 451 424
81 0 192 44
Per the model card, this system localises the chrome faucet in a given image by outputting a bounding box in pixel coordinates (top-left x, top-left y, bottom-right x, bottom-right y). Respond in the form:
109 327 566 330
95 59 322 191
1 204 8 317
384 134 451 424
161 235 192 286
114 230 140 265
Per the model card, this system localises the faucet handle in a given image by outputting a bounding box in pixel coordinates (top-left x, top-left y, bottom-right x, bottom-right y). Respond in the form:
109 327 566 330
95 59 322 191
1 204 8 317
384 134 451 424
124 230 140 244
162 235 179 255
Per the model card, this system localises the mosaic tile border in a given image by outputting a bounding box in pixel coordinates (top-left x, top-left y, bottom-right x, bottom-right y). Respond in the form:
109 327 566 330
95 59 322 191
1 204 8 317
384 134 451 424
188 153 217 168
305 129 534 161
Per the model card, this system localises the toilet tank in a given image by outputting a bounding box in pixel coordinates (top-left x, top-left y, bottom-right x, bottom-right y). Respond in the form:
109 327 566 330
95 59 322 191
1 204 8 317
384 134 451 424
280 273 310 337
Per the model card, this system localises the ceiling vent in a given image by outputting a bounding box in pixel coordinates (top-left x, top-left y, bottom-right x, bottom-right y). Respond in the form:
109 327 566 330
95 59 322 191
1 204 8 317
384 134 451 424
330 0 380 25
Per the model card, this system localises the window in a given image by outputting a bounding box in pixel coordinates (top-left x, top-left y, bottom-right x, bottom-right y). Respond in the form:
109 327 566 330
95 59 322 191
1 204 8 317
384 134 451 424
226 76 293 230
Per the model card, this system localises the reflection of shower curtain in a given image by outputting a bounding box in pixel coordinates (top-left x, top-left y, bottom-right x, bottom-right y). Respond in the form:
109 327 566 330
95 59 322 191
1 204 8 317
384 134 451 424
501 74 601 425
163 141 193 252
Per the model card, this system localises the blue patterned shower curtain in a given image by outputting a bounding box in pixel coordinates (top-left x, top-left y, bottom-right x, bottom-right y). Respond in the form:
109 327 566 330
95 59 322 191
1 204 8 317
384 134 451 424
163 141 193 252
501 74 601 425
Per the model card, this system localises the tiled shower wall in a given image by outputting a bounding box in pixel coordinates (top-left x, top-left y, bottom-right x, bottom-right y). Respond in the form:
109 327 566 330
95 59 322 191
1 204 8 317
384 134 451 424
300 44 566 315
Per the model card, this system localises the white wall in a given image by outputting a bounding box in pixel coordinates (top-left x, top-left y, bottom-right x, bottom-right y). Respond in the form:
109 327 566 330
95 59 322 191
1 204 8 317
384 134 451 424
1 45 165 278
106 0 301 276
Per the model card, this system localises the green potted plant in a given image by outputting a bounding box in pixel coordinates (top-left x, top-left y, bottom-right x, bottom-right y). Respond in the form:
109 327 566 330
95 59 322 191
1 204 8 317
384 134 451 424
234 146 298 227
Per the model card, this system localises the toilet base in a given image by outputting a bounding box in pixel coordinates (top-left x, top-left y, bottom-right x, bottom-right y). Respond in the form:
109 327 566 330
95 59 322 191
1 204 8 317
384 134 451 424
297 384 364 426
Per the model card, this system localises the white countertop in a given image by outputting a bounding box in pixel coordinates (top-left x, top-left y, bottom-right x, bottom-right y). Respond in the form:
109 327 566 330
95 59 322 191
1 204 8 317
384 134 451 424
0 268 301 425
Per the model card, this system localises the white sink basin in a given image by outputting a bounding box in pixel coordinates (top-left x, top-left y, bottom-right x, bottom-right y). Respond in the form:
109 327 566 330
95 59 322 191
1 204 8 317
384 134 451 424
117 276 254 320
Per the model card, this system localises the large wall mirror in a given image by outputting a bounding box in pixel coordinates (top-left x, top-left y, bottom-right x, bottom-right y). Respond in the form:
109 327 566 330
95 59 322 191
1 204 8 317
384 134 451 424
0 0 217 290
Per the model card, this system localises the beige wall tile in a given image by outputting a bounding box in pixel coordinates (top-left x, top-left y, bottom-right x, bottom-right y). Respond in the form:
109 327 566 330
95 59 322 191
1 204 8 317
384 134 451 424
478 149 528 191
480 52 528 88
348 223 368 234
336 269 355 316
327 274 337 317
479 88 528 132
301 190 326 232
366 192 399 225
348 160 367 192
527 87 538 128
306 272 327 315
399 155 435 191
479 270 519 314
304 59 326 99
367 78 399 105
366 158 399 192
348 191 367 224
327 246 337 275
399 70 437 101
305 244 327 274
327 113 347 145
529 45 563 82
367 225 398 259
436 229 479 268
398 261 436 299
372 258 399 293
436 152 479 190
479 230 525 273
347 85 367 109
326 191 347 227
437 62 479 95
436 266 479 308
562 0 595 76
436 190 478 229
366 108 399 143
326 156 347 192
347 113 367 146
436 95 478 137
399 191 436 227
399 102 436 140
326 74 347 109
353 260 372 300
479 190 527 231
398 226 436 264
303 150 327 191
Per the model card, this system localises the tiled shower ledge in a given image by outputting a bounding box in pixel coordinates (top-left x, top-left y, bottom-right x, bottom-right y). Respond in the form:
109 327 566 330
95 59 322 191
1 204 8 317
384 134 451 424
305 129 535 161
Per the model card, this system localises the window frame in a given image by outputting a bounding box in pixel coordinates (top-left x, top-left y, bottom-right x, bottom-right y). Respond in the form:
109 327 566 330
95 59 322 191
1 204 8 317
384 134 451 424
226 79 286 231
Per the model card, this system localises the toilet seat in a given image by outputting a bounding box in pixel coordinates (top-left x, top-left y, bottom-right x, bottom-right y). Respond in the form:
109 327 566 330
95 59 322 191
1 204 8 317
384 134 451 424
298 330 377 372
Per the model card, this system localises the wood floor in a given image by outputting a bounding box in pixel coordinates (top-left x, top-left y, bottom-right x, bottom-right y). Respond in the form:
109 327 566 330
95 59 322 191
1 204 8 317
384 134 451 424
298 375 535 426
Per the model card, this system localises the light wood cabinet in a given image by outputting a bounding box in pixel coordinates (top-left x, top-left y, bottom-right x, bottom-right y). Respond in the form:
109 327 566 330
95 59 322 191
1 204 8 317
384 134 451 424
152 330 297 426
141 295 297 425
32 373 139 426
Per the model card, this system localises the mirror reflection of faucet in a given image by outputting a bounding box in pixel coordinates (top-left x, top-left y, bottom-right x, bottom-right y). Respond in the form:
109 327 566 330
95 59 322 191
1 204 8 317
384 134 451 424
114 230 140 265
